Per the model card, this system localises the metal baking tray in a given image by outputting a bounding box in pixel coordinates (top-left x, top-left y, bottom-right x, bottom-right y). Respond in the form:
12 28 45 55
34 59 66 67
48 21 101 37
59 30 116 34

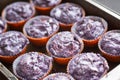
0 0 120 80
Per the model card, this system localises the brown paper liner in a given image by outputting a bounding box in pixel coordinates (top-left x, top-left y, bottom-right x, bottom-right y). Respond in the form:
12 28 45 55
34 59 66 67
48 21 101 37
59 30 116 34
48 46 84 65
23 27 59 47
24 35 50 46
59 23 73 31
0 45 27 63
2 23 7 33
35 6 55 15
7 20 26 30
43 73 75 80
54 56 72 65
83 29 107 47
83 35 104 47
30 0 62 15
1 2 35 31
46 48 74 65
46 34 84 65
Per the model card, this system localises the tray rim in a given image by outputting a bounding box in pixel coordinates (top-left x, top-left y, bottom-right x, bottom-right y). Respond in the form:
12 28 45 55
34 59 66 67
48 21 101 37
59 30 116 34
85 0 120 20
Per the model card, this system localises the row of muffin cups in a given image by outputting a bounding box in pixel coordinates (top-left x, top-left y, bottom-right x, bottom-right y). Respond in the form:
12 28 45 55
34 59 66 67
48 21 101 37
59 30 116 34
1 1 85 30
0 17 117 79
0 17 103 63
0 29 119 79
1 0 64 30
0 1 108 48
1 14 120 63
12 51 109 80
0 29 109 80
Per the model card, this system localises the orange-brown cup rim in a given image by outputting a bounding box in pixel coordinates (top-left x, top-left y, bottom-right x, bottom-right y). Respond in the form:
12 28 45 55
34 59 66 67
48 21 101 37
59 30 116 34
46 32 84 65
12 52 53 80
67 54 81 74
30 0 62 11
43 73 75 80
40 53 53 80
98 30 120 62
1 2 36 27
23 16 60 46
59 22 73 31
23 29 58 42
3 23 7 33
82 33 106 47
99 69 108 79
0 45 28 63
0 18 7 33
0 21 7 33
71 16 108 46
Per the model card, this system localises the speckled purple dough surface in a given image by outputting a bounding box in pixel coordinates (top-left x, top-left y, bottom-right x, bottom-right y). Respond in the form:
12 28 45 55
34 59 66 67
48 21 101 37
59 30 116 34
48 31 82 58
0 18 5 33
100 30 120 56
74 16 105 40
68 52 109 80
50 3 84 24
14 52 52 80
0 31 29 56
5 2 34 22
31 0 60 7
44 73 74 80
24 16 59 38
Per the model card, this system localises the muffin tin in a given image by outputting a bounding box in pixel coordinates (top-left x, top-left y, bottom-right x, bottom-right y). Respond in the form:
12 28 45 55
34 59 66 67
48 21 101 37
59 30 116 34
0 0 120 80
